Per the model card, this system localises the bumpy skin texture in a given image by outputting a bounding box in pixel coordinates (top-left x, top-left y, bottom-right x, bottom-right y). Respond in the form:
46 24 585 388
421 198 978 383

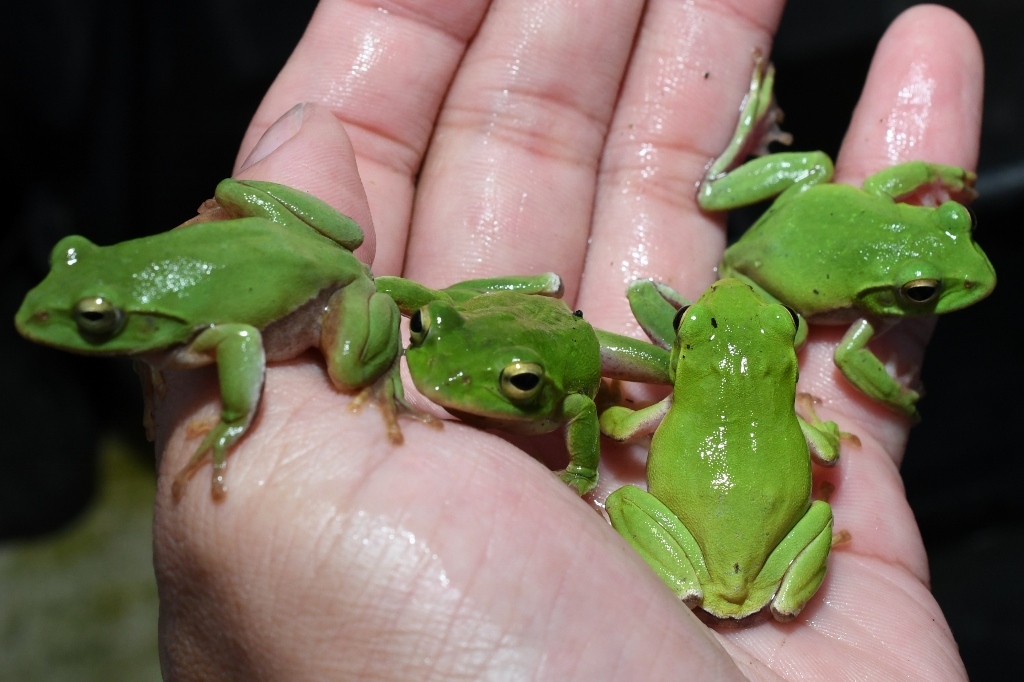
152 3 979 681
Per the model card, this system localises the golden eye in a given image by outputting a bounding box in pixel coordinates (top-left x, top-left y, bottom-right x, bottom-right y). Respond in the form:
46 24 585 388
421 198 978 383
499 362 544 402
409 308 429 345
74 297 125 336
901 278 941 304
783 305 800 328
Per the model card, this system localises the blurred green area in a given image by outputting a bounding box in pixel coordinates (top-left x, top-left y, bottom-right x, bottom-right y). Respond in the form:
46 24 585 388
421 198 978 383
0 435 160 681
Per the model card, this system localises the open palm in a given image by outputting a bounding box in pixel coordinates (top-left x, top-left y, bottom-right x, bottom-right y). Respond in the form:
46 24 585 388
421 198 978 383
154 1 979 679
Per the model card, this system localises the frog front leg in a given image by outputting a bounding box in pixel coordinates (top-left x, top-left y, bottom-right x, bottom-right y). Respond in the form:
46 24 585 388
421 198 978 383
625 279 692 350
796 393 860 466
605 485 706 606
375 273 565 313
169 323 266 501
321 276 435 444
600 396 673 442
558 393 601 495
834 318 920 419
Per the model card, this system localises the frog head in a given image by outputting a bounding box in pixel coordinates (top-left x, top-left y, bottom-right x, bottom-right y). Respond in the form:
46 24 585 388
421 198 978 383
856 201 996 317
15 235 192 355
404 299 564 431
668 278 799 382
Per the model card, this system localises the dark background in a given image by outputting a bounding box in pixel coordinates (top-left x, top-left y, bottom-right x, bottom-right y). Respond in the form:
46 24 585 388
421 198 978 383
2 1 1019 678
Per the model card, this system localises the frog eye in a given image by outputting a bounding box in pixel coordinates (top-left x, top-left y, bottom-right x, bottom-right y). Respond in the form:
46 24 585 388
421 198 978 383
966 205 978 233
783 305 800 329
74 297 125 336
499 362 544 402
900 279 941 304
672 305 691 331
409 308 429 345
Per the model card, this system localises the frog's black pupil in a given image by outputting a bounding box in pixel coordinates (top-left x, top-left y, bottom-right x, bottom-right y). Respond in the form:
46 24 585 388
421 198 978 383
83 311 105 321
410 310 423 334
672 306 690 331
783 306 799 327
510 373 540 391
906 285 937 302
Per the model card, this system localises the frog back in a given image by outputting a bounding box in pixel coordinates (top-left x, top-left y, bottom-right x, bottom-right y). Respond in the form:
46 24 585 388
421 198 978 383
21 219 361 354
723 183 992 320
647 298 811 597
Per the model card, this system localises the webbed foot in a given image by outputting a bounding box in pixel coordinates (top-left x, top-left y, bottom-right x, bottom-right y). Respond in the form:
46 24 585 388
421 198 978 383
556 465 599 496
349 360 443 445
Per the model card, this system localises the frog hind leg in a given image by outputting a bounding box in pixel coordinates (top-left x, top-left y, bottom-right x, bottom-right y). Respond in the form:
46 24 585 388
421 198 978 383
347 357 443 445
861 162 977 204
702 500 833 621
171 324 266 502
697 56 835 211
768 501 834 621
703 55 791 183
322 277 440 444
699 150 834 212
557 393 600 495
214 178 365 250
606 485 707 606
833 318 920 420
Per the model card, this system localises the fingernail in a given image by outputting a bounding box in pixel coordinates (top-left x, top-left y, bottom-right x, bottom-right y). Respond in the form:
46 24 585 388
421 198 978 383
239 103 305 171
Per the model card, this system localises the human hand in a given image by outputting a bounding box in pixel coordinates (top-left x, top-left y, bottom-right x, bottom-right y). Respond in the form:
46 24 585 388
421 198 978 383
154 2 980 679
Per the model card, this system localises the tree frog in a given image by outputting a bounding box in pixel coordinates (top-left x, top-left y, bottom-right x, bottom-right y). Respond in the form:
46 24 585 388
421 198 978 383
375 274 672 496
615 277 850 461
601 278 835 623
698 57 996 418
16 178 411 500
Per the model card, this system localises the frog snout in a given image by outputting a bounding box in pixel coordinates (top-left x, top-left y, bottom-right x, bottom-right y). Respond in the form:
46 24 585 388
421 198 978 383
28 309 49 323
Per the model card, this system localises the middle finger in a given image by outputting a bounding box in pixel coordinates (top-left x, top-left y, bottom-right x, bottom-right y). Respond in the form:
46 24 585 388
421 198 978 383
579 0 786 334
403 0 647 296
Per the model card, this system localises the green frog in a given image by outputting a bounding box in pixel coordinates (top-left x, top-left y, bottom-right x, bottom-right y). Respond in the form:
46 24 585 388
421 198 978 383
16 179 411 500
601 279 835 622
699 57 996 418
376 274 672 495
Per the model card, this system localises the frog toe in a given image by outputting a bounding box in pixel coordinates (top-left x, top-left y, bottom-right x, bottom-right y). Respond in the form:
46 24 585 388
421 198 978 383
349 363 444 445
557 466 598 496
